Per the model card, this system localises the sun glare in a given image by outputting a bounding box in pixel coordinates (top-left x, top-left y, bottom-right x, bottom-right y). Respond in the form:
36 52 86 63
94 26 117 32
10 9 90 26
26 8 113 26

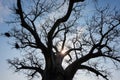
61 49 66 55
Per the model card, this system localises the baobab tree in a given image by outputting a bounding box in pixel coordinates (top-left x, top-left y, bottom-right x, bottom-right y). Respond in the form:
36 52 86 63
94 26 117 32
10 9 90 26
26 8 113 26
3 0 120 80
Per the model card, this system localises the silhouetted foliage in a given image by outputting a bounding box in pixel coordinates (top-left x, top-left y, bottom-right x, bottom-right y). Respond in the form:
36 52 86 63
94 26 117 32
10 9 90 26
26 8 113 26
15 43 20 49
3 0 120 80
4 32 10 37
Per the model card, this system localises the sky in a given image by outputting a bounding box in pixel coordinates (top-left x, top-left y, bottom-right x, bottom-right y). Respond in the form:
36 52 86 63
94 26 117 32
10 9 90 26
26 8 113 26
0 0 120 80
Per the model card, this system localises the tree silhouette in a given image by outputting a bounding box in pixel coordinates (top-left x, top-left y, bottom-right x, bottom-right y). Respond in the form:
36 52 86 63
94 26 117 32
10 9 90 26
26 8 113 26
4 0 120 80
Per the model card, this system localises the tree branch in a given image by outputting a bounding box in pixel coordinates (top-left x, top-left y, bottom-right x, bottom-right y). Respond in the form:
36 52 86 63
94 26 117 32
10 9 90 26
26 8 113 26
79 65 108 80
62 47 82 58
17 0 47 53
18 65 44 77
65 52 102 77
47 0 85 49
7 56 44 77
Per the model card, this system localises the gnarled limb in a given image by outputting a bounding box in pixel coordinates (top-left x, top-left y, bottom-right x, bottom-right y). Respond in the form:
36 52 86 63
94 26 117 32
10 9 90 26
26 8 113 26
7 58 44 78
17 0 47 52
79 65 108 80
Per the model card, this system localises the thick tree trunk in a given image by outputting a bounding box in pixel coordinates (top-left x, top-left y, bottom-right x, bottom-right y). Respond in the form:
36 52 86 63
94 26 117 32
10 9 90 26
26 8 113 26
42 53 73 80
42 65 68 80
42 70 73 80
42 71 65 80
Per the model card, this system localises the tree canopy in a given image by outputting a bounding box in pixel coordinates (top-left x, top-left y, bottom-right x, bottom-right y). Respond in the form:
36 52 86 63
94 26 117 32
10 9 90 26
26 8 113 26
2 0 120 80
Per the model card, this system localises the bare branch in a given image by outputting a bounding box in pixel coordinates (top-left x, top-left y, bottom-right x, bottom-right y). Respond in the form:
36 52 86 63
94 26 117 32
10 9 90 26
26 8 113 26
79 65 108 80
16 0 47 52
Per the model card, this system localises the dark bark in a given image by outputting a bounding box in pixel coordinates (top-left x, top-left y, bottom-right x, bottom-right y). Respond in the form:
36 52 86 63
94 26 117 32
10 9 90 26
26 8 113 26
42 54 67 80
5 0 120 80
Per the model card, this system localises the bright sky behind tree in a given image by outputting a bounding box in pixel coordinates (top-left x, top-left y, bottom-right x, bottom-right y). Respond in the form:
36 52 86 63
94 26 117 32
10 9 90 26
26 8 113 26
0 0 120 80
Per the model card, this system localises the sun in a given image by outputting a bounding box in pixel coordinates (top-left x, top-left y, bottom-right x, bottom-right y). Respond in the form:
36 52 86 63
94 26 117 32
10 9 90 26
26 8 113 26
60 49 67 55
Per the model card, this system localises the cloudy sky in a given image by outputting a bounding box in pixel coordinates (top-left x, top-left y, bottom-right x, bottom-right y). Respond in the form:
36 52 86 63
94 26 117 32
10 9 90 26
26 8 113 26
0 0 120 80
